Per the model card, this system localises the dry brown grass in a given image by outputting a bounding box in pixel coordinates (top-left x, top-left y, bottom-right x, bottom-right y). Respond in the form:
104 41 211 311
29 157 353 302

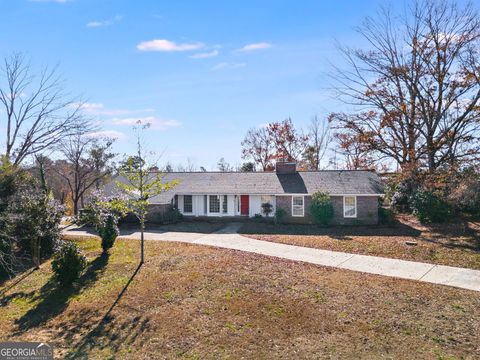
240 215 480 270
0 236 479 359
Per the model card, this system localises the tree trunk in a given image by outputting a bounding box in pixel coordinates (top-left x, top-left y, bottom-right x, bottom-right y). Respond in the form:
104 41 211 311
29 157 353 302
32 238 40 270
73 200 79 216
140 217 145 265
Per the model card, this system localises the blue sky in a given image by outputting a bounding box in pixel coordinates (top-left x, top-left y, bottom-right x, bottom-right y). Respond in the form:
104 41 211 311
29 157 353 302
1 0 393 169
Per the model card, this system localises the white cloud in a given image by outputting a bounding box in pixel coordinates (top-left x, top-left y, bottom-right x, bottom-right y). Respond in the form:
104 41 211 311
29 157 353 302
112 116 182 131
87 15 122 28
238 42 272 52
78 102 104 111
212 62 246 70
137 39 204 52
86 130 126 139
77 102 154 116
190 49 219 59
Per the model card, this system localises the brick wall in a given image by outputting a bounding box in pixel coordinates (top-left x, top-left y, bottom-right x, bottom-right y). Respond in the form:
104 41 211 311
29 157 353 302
330 196 378 225
275 195 379 225
120 203 173 224
275 195 314 224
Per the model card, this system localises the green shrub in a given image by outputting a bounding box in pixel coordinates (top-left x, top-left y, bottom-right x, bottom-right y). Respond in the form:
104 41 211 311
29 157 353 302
77 208 95 227
378 207 395 225
261 202 273 217
51 242 87 286
274 208 286 224
98 215 119 252
391 178 418 213
253 213 263 221
7 188 64 261
0 236 14 277
310 191 334 225
409 188 453 223
80 193 128 253
159 207 183 224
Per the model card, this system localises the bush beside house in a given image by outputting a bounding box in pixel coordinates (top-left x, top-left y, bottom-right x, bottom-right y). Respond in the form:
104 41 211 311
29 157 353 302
310 191 334 225
409 188 453 224
261 202 273 217
274 208 286 224
386 167 480 224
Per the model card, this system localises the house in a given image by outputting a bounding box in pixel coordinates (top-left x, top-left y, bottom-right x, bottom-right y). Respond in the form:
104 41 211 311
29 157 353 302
111 161 385 225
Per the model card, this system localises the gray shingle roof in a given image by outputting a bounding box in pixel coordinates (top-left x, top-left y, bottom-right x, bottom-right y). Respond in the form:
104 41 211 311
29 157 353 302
107 170 384 204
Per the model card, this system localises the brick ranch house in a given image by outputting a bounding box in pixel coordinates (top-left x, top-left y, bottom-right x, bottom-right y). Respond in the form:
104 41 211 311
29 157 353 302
111 162 385 225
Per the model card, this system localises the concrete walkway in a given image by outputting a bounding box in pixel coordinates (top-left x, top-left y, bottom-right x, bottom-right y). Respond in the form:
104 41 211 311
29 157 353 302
63 223 480 292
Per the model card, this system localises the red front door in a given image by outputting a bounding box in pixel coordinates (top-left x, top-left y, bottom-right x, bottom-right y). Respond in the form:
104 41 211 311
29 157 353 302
240 195 249 216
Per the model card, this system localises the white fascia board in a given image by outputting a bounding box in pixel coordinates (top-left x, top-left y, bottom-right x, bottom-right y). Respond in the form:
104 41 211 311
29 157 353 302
173 192 385 197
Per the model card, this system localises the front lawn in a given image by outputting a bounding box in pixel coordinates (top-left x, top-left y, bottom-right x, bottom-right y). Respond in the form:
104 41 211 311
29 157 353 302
240 215 480 269
0 236 479 359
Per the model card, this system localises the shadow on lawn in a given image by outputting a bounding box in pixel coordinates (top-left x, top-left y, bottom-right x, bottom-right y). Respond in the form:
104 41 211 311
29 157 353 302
67 221 224 238
12 253 110 334
0 268 36 297
420 218 480 252
238 221 422 238
64 263 148 359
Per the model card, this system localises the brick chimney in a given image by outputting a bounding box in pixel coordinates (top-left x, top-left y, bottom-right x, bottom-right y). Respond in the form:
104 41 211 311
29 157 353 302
275 161 297 174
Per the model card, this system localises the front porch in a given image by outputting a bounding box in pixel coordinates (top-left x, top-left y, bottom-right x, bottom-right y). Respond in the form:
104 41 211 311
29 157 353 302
175 194 276 218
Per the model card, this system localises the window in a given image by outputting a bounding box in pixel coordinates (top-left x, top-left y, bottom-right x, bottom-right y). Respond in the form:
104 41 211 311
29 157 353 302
209 195 220 213
222 195 228 213
261 195 272 204
183 195 192 213
292 196 304 217
344 196 357 218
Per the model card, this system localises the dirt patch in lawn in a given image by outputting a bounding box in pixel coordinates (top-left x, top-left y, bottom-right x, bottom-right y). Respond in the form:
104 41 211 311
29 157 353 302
240 215 480 269
1 237 479 359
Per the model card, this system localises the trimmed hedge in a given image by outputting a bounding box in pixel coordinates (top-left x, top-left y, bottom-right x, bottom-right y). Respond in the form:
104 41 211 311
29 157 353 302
310 191 334 226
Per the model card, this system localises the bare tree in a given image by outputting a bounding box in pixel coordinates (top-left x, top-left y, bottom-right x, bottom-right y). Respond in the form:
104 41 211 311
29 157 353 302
241 127 275 171
330 0 480 173
55 132 115 215
217 157 233 172
164 162 174 172
334 132 377 170
186 157 198 172
303 115 332 170
0 53 90 165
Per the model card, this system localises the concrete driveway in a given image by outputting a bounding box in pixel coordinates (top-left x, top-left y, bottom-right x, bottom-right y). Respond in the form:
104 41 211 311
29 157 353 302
63 223 480 292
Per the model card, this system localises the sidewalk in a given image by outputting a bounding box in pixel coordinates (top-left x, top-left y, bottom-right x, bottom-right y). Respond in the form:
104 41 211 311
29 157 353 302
63 223 480 292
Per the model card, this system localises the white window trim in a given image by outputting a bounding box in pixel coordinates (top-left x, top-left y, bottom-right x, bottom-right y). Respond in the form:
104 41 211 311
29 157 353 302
343 196 357 218
208 195 221 214
291 196 304 217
